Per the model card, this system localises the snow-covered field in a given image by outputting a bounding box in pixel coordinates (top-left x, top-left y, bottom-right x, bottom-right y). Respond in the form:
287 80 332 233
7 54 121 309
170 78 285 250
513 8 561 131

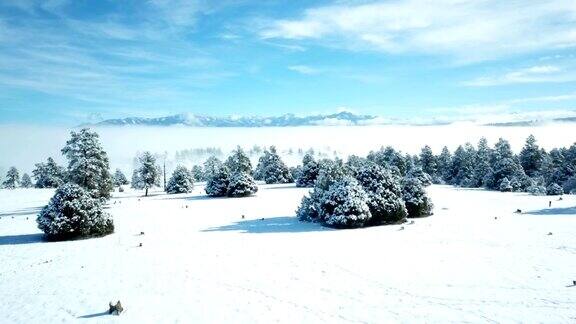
1 184 575 323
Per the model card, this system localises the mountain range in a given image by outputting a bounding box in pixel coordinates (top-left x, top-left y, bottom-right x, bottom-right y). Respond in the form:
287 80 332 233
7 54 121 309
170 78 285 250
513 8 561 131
87 111 576 128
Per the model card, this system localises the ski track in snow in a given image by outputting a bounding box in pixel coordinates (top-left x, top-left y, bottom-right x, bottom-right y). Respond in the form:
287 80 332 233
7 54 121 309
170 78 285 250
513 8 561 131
0 184 575 323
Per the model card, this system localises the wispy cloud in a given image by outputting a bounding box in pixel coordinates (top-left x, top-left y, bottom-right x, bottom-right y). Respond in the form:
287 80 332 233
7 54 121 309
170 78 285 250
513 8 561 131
260 0 576 62
288 65 320 75
462 65 576 86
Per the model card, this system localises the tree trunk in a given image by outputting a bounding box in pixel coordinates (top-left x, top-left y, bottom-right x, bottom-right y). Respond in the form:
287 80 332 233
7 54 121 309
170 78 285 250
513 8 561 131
145 187 148 196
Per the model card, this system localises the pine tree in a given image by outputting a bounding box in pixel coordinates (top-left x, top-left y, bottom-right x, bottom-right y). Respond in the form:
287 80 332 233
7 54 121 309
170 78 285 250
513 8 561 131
519 135 544 177
546 183 563 196
355 164 407 224
20 173 33 188
227 171 258 197
205 165 230 197
113 169 129 188
32 157 65 188
419 145 437 178
191 165 204 182
296 153 319 187
448 144 475 187
131 169 145 190
485 140 525 190
61 128 113 199
401 176 433 218
36 183 114 240
135 151 159 196
225 146 252 174
320 177 372 228
470 137 491 187
296 158 347 222
499 177 513 192
255 146 293 184
203 156 223 181
2 167 19 189
166 166 194 194
406 165 432 186
436 146 452 183
367 146 407 176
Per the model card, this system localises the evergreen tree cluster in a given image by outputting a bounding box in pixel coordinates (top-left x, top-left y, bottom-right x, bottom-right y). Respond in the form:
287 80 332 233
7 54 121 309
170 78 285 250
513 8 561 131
296 157 432 229
422 135 574 196
33 128 116 240
204 147 258 197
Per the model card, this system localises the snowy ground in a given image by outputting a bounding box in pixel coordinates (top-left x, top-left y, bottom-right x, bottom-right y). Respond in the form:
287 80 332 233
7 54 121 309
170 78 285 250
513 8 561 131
1 184 575 323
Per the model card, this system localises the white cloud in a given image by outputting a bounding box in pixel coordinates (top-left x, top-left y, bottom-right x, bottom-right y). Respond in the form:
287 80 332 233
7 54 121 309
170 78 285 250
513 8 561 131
260 0 576 62
463 65 576 86
288 65 320 75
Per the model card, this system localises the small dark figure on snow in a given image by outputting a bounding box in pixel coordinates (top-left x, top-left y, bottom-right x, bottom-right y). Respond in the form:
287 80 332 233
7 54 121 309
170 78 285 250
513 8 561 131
140 231 145 235
241 215 245 219
138 243 143 247
109 301 123 315
515 209 522 214
549 201 552 207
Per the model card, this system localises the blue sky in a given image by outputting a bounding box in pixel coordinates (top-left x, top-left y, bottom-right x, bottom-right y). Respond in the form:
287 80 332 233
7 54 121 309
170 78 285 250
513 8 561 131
0 0 575 124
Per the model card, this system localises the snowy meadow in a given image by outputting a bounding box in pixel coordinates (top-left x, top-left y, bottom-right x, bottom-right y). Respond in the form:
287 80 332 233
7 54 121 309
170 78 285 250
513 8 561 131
1 184 576 322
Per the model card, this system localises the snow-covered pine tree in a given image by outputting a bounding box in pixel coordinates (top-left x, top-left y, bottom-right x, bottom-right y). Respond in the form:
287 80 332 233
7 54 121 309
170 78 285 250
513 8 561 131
166 166 194 194
135 151 159 196
499 177 513 192
527 185 547 196
295 153 319 187
227 171 258 197
469 137 491 188
419 145 437 179
355 163 407 224
131 169 144 190
113 169 129 188
32 157 65 188
296 158 346 222
61 128 114 199
203 156 223 181
485 139 525 190
20 173 33 188
406 165 432 186
449 144 476 187
191 165 204 182
36 183 114 240
402 176 433 218
225 146 253 174
255 146 293 184
546 183 563 196
2 167 19 189
367 146 407 176
205 165 230 197
345 155 368 177
519 135 545 177
435 146 452 183
320 177 372 228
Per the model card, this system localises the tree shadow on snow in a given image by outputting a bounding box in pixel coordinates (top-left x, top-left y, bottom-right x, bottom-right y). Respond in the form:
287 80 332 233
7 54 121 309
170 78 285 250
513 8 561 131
202 216 331 234
158 194 257 202
77 311 109 319
0 206 42 218
0 233 45 245
524 206 576 215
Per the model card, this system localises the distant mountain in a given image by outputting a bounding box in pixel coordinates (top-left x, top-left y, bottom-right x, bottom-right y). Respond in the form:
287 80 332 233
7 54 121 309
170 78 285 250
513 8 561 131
90 112 389 127
86 110 576 128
